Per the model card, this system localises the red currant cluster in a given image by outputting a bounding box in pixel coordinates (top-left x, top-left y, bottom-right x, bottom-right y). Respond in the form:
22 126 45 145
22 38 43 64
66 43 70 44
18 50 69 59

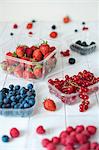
60 50 70 57
48 70 99 112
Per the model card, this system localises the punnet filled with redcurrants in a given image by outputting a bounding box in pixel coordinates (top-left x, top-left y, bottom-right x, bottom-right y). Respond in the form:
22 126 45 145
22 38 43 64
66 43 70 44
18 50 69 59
48 70 99 112
0 40 57 81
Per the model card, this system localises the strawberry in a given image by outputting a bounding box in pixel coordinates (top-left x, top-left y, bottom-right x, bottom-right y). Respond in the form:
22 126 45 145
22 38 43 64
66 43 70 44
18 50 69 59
32 49 43 61
39 41 50 55
6 52 17 65
30 45 38 51
44 52 51 59
33 65 42 78
14 65 23 77
16 45 27 58
26 22 33 29
43 98 56 111
49 31 58 38
23 69 35 79
25 48 33 57
63 16 71 23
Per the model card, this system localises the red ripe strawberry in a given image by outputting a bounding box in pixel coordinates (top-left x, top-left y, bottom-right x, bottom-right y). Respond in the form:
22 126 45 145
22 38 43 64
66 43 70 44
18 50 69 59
30 45 38 51
33 65 42 78
50 31 58 38
23 69 35 79
33 49 43 61
14 65 23 77
39 41 50 55
16 45 27 58
63 16 71 23
25 48 33 57
26 22 33 29
21 57 31 61
43 98 56 111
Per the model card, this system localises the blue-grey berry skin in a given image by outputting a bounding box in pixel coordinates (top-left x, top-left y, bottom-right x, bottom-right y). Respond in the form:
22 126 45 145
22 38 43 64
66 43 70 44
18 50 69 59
29 99 35 106
9 84 14 90
6 104 11 108
1 88 9 93
11 102 16 107
27 84 33 90
20 87 26 95
3 98 9 104
27 91 33 96
2 104 6 108
16 95 21 100
24 103 30 108
15 85 20 90
2 135 10 142
10 96 16 102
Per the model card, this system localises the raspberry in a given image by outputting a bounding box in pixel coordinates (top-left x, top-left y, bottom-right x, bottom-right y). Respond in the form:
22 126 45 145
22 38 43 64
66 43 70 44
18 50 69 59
36 125 46 134
10 128 20 138
13 24 18 29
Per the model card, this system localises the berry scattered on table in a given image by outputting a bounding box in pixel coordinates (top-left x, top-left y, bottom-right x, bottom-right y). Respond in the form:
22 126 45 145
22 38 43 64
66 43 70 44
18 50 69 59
63 16 71 23
10 128 20 138
74 29 78 32
82 26 89 31
26 22 33 29
60 50 70 57
68 58 76 64
51 25 56 30
82 21 86 25
41 125 99 149
32 20 36 23
49 31 58 38
43 98 56 111
10 32 14 36
28 31 33 35
13 24 18 29
36 125 46 134
48 70 99 112
2 135 10 142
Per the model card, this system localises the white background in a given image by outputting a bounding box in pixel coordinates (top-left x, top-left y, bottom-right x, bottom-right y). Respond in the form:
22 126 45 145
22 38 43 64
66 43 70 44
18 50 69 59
0 0 99 21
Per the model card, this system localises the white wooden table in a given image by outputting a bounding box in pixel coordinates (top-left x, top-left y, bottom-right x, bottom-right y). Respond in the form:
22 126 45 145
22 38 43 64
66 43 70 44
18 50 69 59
0 21 99 150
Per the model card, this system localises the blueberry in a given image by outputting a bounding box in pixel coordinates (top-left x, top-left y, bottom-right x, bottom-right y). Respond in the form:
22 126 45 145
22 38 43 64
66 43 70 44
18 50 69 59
90 41 96 45
19 104 24 109
19 98 24 103
29 99 35 106
11 102 16 107
2 135 10 142
23 103 30 108
81 41 88 47
82 21 86 25
14 104 19 109
74 29 78 32
51 25 56 30
16 95 21 100
0 92 6 102
2 104 6 108
6 104 11 108
20 87 26 95
10 96 16 101
10 32 14 36
15 85 20 90
27 91 33 96
68 58 76 65
32 20 36 23
76 40 82 45
3 98 9 104
27 84 33 90
1 88 9 93
9 84 14 90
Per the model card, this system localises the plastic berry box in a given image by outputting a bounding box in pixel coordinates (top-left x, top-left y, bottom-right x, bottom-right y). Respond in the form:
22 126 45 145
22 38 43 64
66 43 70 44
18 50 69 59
61 31 97 55
47 65 99 105
0 77 36 117
0 37 57 82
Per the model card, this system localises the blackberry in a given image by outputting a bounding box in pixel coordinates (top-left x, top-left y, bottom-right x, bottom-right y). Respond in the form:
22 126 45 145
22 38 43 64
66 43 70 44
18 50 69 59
90 42 96 45
51 25 56 30
32 20 36 23
74 29 78 32
82 21 86 25
76 40 82 45
10 32 14 36
68 58 76 64
81 41 88 47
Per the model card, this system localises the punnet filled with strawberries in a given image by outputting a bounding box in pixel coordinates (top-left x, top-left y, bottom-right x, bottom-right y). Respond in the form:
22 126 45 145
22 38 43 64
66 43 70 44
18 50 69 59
0 40 57 81
48 69 99 112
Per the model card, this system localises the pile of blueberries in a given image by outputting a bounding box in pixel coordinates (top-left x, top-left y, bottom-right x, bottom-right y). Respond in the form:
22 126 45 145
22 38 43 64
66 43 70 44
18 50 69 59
70 40 96 55
0 84 36 109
